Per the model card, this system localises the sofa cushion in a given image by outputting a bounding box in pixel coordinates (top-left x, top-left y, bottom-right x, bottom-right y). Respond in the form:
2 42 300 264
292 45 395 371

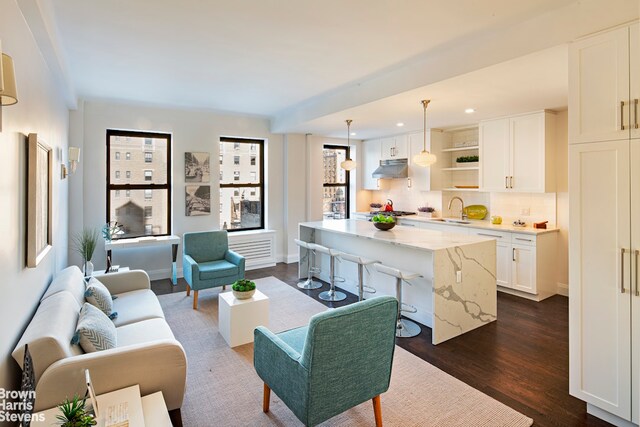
277 326 308 354
116 318 175 348
40 266 86 307
12 292 83 381
85 277 118 320
72 303 117 353
198 260 238 280
112 289 165 327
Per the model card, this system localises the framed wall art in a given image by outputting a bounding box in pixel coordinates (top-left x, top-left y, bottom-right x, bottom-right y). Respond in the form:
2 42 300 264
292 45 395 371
185 152 210 183
27 133 53 267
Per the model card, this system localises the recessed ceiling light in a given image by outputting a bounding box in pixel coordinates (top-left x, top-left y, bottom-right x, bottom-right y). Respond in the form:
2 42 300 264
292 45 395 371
465 108 475 114
396 122 404 127
350 132 356 136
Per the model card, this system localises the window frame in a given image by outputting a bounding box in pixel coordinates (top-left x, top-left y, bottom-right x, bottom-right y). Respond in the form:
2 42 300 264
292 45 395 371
106 129 172 238
219 136 265 232
322 144 350 220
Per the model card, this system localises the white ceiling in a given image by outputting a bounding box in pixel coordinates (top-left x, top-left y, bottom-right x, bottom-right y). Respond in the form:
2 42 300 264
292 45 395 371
45 0 637 137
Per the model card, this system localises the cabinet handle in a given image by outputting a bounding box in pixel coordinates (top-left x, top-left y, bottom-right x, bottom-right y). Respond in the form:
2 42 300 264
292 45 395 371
505 176 508 189
401 222 416 227
634 99 638 130
635 249 640 297
621 248 627 293
515 237 532 242
621 101 627 131
510 176 514 189
512 248 516 262
478 233 501 238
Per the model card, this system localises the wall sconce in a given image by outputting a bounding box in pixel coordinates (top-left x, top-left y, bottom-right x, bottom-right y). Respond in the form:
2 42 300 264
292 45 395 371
62 147 81 178
0 45 19 132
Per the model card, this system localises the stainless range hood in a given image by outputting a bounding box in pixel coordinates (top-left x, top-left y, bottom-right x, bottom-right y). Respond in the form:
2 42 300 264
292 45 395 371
372 158 408 179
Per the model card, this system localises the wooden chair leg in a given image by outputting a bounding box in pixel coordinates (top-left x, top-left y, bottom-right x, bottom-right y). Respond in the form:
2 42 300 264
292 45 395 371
186 284 191 296
193 290 199 310
263 383 271 413
372 395 382 427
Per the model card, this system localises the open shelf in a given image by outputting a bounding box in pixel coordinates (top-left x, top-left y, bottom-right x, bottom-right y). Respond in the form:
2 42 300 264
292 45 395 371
441 166 479 171
441 145 479 152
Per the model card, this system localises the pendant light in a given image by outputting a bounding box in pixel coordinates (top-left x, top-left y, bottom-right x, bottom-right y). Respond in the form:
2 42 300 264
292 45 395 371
340 119 357 171
413 100 437 167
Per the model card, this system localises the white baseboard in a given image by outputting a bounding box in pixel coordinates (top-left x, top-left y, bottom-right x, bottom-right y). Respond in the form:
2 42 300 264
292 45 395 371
587 404 635 427
557 282 569 297
285 254 299 264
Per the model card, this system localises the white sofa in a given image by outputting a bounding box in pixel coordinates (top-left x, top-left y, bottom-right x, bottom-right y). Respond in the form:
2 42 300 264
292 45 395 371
12 266 187 412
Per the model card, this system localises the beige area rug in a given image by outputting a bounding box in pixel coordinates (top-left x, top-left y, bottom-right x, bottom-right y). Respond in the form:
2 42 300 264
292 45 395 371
158 277 533 427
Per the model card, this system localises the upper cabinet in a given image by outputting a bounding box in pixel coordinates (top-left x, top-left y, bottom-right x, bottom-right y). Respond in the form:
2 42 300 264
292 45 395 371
362 139 381 190
380 135 408 160
479 111 556 193
569 23 639 143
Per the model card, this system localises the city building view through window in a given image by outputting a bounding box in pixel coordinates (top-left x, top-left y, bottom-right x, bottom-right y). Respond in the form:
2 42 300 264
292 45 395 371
107 130 171 238
323 145 349 219
219 137 264 231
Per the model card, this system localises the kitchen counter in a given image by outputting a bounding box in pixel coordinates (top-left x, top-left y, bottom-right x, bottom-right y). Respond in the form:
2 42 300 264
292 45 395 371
298 220 497 344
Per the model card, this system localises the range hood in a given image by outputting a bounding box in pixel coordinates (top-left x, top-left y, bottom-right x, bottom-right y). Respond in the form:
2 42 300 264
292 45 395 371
372 158 408 179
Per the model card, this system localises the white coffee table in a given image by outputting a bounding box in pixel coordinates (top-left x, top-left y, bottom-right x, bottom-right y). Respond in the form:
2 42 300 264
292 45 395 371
218 289 269 347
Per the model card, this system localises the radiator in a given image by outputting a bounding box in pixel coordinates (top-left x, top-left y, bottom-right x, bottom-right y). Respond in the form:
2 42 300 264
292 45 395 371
228 230 276 270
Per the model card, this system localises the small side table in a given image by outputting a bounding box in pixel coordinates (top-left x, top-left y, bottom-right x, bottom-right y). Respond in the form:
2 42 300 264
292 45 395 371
219 290 269 347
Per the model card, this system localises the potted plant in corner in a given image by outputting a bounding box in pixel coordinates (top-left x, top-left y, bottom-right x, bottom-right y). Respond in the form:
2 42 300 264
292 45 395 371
72 228 99 277
232 279 257 300
417 206 436 218
56 395 96 427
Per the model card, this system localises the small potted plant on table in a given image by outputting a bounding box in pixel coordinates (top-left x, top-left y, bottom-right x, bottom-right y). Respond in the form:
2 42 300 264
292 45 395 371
232 279 257 300
56 395 96 427
72 228 99 277
417 206 436 218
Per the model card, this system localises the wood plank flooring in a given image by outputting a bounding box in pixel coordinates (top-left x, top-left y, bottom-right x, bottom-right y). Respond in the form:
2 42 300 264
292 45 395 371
151 262 610 427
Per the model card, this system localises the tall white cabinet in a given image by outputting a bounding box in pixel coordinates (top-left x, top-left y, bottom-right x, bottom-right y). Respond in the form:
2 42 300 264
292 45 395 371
569 21 640 426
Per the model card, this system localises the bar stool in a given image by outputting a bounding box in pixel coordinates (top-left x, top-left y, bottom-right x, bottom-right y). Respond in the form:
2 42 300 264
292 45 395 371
374 263 422 338
339 252 378 301
313 244 347 302
294 239 323 290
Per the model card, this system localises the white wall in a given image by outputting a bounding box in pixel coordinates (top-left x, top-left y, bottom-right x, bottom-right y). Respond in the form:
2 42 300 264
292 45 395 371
0 1 70 390
69 100 284 277
283 134 307 262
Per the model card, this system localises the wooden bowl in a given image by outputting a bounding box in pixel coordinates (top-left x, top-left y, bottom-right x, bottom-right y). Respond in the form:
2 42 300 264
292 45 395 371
373 221 396 231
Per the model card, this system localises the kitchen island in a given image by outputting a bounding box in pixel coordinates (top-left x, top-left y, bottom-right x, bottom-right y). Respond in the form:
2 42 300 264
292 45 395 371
299 219 497 344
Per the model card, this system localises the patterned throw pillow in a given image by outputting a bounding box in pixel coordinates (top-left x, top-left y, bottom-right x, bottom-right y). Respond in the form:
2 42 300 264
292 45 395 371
71 303 117 352
85 277 118 320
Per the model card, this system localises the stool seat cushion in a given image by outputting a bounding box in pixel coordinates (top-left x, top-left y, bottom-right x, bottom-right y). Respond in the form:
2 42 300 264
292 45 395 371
374 263 420 280
340 253 378 266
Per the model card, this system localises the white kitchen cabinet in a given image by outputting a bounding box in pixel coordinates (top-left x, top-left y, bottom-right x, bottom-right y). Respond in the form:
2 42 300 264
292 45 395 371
631 23 639 141
362 139 381 190
380 135 408 160
569 25 632 143
511 243 535 294
569 139 632 421
495 241 511 288
479 111 556 193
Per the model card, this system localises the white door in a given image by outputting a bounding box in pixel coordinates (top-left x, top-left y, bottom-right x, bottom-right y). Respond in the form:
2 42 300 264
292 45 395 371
630 23 639 140
393 135 408 158
510 113 545 193
362 140 381 190
496 241 511 288
511 244 535 294
408 132 430 191
569 140 631 419
380 138 395 160
479 118 510 192
630 138 640 424
569 26 630 143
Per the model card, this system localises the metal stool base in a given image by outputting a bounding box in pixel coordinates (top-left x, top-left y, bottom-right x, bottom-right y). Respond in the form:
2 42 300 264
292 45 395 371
396 318 421 338
297 278 323 290
319 289 347 302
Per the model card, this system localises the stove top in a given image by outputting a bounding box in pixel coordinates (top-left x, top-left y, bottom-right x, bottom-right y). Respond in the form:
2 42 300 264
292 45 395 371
369 210 416 216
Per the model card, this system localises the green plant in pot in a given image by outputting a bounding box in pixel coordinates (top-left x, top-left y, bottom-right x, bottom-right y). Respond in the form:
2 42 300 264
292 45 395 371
232 279 257 300
72 228 99 277
56 395 96 427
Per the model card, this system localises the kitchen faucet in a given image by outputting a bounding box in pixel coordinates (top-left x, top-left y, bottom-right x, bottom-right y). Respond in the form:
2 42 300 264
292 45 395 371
448 196 467 220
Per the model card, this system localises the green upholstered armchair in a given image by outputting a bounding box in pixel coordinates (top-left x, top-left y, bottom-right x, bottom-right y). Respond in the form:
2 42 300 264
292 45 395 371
254 296 398 427
182 230 245 309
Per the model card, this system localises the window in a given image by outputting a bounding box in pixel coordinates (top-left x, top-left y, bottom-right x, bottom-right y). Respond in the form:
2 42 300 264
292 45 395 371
322 145 350 220
219 137 264 231
107 130 171 239
115 171 120 179
115 152 120 160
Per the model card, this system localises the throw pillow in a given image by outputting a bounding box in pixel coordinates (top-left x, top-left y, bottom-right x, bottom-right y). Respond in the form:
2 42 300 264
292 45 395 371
71 303 117 352
85 277 118 320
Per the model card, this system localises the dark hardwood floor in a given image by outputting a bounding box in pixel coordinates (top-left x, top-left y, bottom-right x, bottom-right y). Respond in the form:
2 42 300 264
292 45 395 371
152 263 609 427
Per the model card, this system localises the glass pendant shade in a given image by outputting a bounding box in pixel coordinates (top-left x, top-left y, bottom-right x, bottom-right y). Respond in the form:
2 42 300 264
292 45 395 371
341 119 357 170
415 99 436 168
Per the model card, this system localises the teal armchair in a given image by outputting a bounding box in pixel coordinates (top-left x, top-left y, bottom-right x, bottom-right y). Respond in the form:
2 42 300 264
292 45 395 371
254 296 398 426
183 230 245 309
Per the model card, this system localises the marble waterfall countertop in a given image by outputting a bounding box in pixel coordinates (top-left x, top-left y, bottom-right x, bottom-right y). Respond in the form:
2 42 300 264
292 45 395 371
299 219 494 252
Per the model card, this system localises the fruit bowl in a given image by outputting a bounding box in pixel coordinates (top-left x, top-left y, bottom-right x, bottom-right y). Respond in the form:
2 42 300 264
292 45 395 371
373 221 396 231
